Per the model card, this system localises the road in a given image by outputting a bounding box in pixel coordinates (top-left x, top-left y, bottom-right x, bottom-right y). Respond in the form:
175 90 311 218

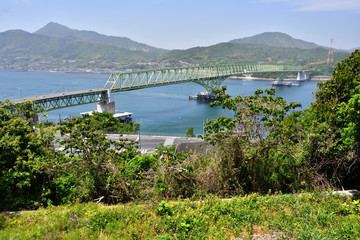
109 134 204 154
54 133 204 154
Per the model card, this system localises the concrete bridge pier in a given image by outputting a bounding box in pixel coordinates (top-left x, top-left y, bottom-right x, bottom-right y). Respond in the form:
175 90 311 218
297 71 309 81
97 90 115 114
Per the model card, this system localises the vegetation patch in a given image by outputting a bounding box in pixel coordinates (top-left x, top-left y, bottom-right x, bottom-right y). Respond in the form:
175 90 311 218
1 193 360 239
1 50 360 238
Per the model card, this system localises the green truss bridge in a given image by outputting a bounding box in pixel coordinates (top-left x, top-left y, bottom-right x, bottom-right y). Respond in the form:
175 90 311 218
10 64 310 112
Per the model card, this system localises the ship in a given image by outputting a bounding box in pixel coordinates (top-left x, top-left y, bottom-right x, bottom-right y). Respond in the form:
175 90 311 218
272 81 299 87
189 92 217 101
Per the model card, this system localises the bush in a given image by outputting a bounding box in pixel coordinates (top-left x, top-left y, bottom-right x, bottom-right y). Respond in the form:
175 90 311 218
199 87 304 194
301 50 360 189
0 101 54 210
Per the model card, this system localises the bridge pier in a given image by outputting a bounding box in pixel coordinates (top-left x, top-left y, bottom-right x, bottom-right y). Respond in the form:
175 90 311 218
297 71 310 81
97 90 115 114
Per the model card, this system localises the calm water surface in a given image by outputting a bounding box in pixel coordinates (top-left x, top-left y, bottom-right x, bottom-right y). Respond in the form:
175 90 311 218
0 71 319 136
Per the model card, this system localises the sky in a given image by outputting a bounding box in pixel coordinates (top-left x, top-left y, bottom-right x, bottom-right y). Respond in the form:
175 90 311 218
1 0 359 50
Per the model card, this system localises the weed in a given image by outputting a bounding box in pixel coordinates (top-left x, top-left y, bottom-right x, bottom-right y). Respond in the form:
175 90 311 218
155 201 172 216
1 193 360 239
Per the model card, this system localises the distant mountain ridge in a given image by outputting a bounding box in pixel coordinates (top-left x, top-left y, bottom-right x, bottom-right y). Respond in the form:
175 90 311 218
34 22 167 55
0 29 150 62
0 22 351 73
229 32 321 49
158 42 350 69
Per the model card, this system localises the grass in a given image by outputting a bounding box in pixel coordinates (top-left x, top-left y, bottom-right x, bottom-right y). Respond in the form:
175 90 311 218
1 192 360 239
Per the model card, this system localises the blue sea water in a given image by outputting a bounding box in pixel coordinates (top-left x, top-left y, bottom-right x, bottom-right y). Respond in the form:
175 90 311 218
0 71 319 136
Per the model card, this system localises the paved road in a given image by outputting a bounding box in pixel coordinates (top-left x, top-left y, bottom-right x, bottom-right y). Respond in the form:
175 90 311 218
54 133 204 154
110 134 204 154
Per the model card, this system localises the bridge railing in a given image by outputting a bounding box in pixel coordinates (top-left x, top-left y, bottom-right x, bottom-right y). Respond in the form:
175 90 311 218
8 64 307 111
104 64 305 91
104 66 223 91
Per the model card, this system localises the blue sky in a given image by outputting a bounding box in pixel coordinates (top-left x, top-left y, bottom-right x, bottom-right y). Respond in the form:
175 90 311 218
1 0 359 50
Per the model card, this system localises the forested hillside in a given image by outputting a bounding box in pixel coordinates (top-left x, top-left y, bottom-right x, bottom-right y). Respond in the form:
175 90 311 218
158 42 350 74
34 22 167 56
229 32 321 49
0 23 352 74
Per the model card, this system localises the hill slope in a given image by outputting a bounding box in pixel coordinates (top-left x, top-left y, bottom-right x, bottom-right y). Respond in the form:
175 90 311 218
159 42 344 64
158 42 350 75
34 22 166 57
229 32 320 49
0 30 152 68
0 24 350 73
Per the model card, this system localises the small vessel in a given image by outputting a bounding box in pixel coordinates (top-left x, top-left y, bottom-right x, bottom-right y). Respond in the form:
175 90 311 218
189 92 217 101
272 81 299 87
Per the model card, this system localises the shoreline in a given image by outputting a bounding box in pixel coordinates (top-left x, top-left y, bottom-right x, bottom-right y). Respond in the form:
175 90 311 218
1 70 331 81
229 76 331 81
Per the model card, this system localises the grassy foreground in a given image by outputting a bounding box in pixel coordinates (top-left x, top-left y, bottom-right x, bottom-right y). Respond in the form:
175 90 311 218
1 192 360 239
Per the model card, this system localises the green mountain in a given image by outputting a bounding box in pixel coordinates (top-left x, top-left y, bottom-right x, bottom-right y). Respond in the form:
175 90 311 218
34 22 167 57
0 23 351 74
229 32 320 49
158 42 350 74
0 30 152 65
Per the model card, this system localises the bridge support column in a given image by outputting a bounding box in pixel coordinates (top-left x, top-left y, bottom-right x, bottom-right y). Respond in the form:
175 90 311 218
297 71 307 81
97 90 115 114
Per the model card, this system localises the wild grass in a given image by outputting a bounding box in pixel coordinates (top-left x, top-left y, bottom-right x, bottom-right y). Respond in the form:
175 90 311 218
1 192 359 239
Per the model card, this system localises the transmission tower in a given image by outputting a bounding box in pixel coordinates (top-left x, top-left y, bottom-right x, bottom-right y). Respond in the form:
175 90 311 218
327 38 334 65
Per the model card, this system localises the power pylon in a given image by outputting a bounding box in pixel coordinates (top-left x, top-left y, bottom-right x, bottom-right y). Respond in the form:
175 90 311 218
327 38 334 65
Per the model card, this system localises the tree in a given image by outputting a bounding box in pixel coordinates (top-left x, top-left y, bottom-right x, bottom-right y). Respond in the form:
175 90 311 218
88 111 139 133
185 127 195 137
202 87 303 193
0 100 53 210
301 49 360 189
51 115 140 204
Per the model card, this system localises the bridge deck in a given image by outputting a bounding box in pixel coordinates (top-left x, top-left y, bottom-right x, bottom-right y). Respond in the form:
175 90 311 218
7 64 311 110
10 88 108 104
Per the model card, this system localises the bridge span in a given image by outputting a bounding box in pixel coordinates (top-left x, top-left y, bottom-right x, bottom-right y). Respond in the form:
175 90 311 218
9 64 310 112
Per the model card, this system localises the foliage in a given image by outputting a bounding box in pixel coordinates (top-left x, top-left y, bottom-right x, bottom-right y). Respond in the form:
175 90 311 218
0 30 156 65
0 100 54 211
184 49 360 193
84 111 139 133
49 116 139 204
185 127 195 137
200 87 303 193
125 154 158 177
2 49 360 216
158 42 349 70
35 22 166 56
229 32 319 49
1 193 359 239
305 61 337 75
0 99 145 209
1 25 350 74
300 49 360 189
153 144 194 198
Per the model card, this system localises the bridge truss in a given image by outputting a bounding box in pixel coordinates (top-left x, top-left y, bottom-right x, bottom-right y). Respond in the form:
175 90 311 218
10 64 306 111
33 90 109 110
104 64 303 92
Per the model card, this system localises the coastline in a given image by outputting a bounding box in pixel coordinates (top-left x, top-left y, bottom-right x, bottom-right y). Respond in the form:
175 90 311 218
229 76 331 81
229 76 276 81
1 70 331 81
